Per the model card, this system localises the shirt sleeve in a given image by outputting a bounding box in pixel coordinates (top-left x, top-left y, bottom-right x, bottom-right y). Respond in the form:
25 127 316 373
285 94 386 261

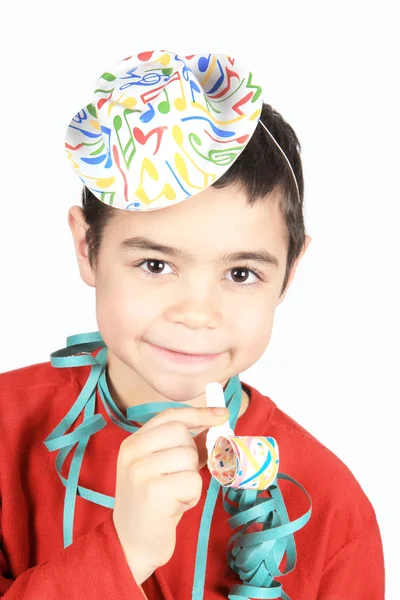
0 510 148 599
317 511 385 599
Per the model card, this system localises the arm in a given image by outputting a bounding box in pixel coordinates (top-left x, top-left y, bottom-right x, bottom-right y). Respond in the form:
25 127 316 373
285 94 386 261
0 510 149 599
317 512 385 599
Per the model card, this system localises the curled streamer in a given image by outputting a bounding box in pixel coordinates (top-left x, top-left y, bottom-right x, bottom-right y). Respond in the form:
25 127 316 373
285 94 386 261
222 475 312 600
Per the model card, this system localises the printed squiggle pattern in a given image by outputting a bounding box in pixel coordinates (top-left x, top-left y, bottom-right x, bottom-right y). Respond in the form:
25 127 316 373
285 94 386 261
208 435 279 489
65 50 263 210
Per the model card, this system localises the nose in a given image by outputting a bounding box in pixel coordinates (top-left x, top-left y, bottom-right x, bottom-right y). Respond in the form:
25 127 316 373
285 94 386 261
165 285 222 330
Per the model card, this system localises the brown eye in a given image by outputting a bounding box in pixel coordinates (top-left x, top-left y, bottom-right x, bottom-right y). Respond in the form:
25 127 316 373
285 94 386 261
230 267 252 283
141 259 168 274
228 267 262 286
136 259 262 287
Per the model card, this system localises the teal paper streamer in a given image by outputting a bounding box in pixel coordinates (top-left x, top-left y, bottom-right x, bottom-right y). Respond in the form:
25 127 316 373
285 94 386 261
44 332 312 599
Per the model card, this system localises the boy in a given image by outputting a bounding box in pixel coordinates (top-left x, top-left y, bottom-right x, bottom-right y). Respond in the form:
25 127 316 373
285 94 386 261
0 51 384 599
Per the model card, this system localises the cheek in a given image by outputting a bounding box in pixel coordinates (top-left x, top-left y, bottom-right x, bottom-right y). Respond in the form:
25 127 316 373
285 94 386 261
242 312 274 340
233 302 275 362
95 271 157 340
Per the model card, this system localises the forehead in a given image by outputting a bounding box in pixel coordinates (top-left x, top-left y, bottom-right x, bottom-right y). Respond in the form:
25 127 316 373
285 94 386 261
107 184 287 258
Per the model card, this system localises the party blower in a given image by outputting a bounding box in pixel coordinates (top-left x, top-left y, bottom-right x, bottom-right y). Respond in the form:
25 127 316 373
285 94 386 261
205 382 279 490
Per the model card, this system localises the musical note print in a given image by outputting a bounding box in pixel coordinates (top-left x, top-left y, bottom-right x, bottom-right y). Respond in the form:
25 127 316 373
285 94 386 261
203 95 221 116
135 158 177 205
198 54 212 72
114 109 137 169
245 72 262 103
99 191 117 206
78 125 112 168
94 72 117 111
199 57 224 94
64 147 80 170
137 51 155 62
71 109 89 125
181 116 234 138
172 125 216 188
158 89 171 114
106 93 138 117
133 126 168 155
139 70 181 104
99 71 117 83
68 121 101 139
231 91 253 116
174 76 187 111
96 90 113 111
189 79 201 103
209 66 241 99
119 68 174 91
174 153 215 190
65 50 263 211
68 107 113 170
140 102 156 124
174 54 192 81
187 131 245 167
112 144 129 202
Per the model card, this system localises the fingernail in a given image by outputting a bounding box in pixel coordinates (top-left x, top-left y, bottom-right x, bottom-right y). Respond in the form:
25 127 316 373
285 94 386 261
213 407 227 416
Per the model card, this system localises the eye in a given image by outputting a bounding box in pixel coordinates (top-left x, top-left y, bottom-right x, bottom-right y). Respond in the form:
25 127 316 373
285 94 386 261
135 258 263 287
138 259 172 275
226 266 261 286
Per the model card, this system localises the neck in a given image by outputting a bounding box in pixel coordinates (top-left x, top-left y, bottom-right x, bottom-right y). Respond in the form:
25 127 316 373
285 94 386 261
104 348 250 438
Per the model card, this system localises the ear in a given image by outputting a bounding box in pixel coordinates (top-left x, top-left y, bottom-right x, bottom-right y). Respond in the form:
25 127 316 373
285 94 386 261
68 206 96 288
277 234 312 305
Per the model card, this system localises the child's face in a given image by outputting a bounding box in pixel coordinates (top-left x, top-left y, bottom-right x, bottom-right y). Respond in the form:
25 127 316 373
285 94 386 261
70 184 309 403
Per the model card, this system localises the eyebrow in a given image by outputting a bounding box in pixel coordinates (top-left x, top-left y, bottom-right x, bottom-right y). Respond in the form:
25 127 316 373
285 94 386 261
118 236 280 269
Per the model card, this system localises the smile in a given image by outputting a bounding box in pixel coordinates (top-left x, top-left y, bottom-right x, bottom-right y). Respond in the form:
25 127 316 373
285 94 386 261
148 343 224 366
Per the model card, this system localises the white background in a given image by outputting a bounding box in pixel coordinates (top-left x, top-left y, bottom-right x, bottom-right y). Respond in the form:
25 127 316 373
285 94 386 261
1 1 398 596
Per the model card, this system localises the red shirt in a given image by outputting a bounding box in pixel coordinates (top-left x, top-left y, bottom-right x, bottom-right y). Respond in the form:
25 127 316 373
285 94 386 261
0 356 385 599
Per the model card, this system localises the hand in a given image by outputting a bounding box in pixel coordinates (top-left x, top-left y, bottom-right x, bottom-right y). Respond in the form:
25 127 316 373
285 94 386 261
112 405 229 585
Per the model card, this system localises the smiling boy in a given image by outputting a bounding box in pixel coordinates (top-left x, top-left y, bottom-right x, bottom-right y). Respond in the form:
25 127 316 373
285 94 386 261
0 51 384 600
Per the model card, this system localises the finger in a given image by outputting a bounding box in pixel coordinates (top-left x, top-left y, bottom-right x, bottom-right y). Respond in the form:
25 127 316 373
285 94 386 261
153 471 203 517
131 446 200 483
137 406 229 435
121 420 197 463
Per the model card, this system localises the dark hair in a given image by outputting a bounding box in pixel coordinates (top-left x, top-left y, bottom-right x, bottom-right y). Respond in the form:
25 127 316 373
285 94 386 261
82 102 306 296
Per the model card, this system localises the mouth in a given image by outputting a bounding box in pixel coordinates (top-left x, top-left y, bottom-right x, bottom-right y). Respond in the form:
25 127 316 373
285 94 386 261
148 343 224 365
164 347 219 357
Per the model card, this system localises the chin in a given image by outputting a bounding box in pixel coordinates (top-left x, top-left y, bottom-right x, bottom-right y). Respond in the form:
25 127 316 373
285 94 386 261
148 372 220 403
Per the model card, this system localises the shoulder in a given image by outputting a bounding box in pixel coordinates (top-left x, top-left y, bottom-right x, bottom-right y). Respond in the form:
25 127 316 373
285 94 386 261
0 344 104 396
269 401 372 506
0 360 79 418
0 359 74 391
248 384 380 560
0 359 91 451
254 386 371 502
